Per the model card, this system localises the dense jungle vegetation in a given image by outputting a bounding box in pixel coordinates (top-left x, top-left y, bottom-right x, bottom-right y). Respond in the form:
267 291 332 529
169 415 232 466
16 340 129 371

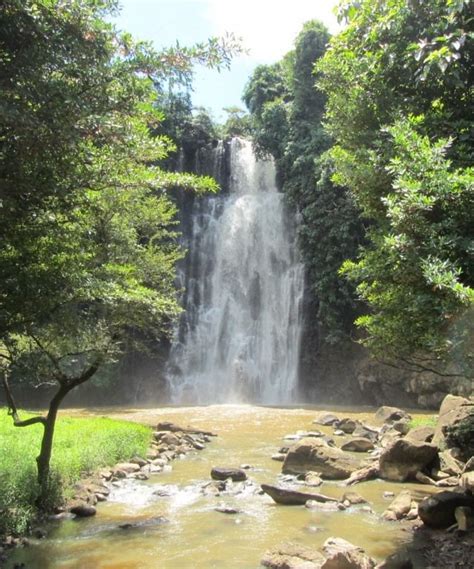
241 1 473 377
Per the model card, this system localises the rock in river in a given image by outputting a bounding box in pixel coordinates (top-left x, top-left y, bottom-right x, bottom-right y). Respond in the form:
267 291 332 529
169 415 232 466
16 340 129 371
261 484 338 506
262 542 326 569
283 438 361 479
210 467 247 482
379 439 438 482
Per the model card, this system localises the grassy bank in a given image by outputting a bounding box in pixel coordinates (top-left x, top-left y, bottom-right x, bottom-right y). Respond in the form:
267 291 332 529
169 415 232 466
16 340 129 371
0 409 151 537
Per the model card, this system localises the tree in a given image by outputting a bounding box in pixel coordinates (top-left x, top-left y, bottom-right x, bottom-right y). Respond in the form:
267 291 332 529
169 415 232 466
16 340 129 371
0 0 242 506
243 20 364 342
221 106 252 138
318 0 474 371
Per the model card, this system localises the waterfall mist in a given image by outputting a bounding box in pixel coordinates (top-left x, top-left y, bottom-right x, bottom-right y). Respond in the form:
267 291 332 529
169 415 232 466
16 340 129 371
167 138 304 404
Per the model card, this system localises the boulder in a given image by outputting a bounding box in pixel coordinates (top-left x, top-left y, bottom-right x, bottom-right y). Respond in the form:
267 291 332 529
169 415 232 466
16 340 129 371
210 467 247 482
352 423 380 442
113 463 140 474
405 426 435 444
432 394 472 446
70 503 96 517
341 438 374 453
306 500 343 512
261 484 338 506
337 418 357 434
438 449 465 476
156 421 216 437
460 471 474 492
261 542 326 569
375 407 411 424
379 439 438 482
341 491 367 505
322 538 375 569
304 472 323 487
313 413 340 426
382 491 413 521
283 438 361 479
418 491 474 528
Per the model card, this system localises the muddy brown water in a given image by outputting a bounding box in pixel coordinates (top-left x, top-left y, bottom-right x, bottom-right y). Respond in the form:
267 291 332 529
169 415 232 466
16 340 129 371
7 405 436 568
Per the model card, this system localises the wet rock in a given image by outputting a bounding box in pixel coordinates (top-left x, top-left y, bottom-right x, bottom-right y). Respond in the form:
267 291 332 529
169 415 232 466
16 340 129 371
304 472 323 487
156 421 216 437
261 484 338 506
261 542 326 569
211 467 247 482
313 413 339 426
284 434 302 441
375 407 411 424
418 491 474 528
405 426 435 444
322 538 375 569
70 503 96 517
383 491 395 499
272 453 287 462
337 418 357 434
379 439 438 482
341 438 374 453
382 491 413 521
344 464 379 486
215 504 241 514
334 429 345 436
283 438 362 479
31 527 47 539
306 500 343 512
342 491 367 505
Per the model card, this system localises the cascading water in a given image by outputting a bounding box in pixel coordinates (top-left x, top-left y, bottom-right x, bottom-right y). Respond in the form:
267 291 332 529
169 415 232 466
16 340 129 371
167 138 304 404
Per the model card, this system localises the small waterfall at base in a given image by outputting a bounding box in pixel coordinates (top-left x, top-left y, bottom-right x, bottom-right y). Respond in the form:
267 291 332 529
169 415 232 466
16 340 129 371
167 138 304 404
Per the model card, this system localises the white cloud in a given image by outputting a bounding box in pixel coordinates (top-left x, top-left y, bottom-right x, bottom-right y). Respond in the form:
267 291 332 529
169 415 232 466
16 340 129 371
205 0 340 62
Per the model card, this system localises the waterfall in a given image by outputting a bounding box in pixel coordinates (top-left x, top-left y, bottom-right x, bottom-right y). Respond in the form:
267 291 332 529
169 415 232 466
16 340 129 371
167 138 304 404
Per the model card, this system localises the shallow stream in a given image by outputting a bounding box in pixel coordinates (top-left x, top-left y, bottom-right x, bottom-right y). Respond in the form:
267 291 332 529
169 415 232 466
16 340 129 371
8 405 435 568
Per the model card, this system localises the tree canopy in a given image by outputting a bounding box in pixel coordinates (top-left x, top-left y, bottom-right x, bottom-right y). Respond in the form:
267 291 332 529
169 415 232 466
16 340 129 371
318 0 474 373
0 0 242 501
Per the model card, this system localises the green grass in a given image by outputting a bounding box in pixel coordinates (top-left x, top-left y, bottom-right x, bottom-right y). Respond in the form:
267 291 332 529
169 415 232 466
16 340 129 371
0 409 151 537
408 414 438 429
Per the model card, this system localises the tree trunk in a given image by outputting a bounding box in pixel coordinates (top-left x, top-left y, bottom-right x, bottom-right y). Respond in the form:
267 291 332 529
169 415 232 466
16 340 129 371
36 385 69 508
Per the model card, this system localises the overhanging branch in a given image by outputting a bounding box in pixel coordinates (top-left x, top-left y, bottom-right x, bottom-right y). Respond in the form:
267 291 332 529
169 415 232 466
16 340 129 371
1 371 46 428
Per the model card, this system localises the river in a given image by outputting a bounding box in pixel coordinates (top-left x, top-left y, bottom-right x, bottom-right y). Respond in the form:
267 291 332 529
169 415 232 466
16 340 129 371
8 405 434 568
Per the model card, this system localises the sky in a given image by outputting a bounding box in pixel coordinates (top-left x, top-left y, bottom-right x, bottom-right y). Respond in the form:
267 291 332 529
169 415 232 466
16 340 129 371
114 0 340 121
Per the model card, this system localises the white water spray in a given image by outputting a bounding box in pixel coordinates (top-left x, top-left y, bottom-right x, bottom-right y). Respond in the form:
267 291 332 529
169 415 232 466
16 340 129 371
167 138 304 404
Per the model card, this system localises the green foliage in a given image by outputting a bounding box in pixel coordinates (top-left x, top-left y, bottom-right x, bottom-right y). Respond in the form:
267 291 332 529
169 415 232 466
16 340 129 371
318 0 474 369
0 0 241 384
341 119 474 365
244 20 364 342
0 409 150 536
221 106 253 138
